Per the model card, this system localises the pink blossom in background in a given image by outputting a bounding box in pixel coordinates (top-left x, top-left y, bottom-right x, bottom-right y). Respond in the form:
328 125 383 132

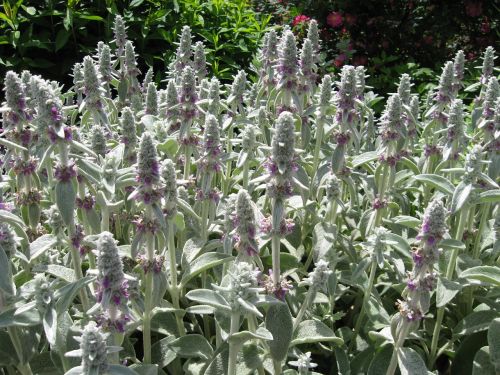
345 13 357 26
480 17 490 33
334 53 346 67
292 14 311 27
327 12 343 28
465 1 483 17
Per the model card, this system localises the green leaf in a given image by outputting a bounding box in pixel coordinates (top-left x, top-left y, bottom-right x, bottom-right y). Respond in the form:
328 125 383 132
368 345 393 375
460 266 500 287
0 209 26 228
158 138 179 156
0 307 40 328
43 307 57 346
451 181 472 214
185 289 231 312
55 29 70 52
436 276 463 308
55 180 76 226
29 234 57 261
32 264 76 282
414 174 455 195
454 310 500 336
0 247 13 295
151 336 177 368
397 347 427 375
168 334 213 360
180 253 233 288
266 302 293 362
229 327 273 346
129 364 160 375
312 222 336 263
488 319 500 371
440 238 466 250
479 189 500 203
55 276 94 314
106 365 139 375
391 215 421 229
352 151 379 168
472 347 496 375
0 331 16 366
291 320 343 346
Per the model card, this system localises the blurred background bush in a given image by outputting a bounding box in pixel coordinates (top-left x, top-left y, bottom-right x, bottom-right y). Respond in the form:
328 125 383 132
0 0 498 96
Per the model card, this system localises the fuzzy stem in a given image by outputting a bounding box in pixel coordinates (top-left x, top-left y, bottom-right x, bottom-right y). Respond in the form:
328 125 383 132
350 259 377 350
293 287 316 331
312 113 324 173
272 235 281 287
242 159 250 190
168 220 185 336
143 220 155 363
7 327 33 375
386 323 411 375
227 312 240 375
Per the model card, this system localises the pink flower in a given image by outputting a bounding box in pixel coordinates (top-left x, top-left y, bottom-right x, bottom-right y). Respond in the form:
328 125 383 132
345 13 357 26
292 14 310 27
334 53 346 67
465 1 482 17
481 17 490 33
327 12 343 28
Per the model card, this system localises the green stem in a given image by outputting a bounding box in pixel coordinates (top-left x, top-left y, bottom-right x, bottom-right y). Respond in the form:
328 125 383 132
272 235 281 287
184 145 191 180
293 287 315 331
350 259 377 350
242 159 249 190
143 225 155 363
200 200 210 243
67 225 90 311
227 312 240 375
168 220 185 336
386 322 411 375
312 114 324 173
7 327 33 375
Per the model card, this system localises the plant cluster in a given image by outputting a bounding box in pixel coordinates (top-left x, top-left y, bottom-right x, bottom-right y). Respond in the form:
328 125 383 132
0 14 499 375
0 0 271 90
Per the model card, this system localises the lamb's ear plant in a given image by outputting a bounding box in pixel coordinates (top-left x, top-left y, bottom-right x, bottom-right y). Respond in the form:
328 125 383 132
1 12 499 375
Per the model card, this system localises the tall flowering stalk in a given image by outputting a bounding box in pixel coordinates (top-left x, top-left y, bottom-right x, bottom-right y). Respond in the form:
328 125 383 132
133 133 162 363
312 75 332 172
233 189 259 263
372 94 404 230
388 199 447 374
178 66 198 179
82 56 111 132
267 111 296 289
170 26 192 82
443 99 467 163
93 232 130 362
277 30 298 110
197 114 222 241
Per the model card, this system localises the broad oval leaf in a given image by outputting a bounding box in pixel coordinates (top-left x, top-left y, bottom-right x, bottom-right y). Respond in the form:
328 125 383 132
291 320 343 346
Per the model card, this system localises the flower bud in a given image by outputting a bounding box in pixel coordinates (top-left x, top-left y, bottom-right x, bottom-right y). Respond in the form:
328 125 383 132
4 71 27 124
325 173 341 200
380 94 403 145
162 159 178 217
145 82 158 116
278 30 298 91
435 61 454 104
83 56 104 110
125 41 140 81
463 145 483 183
137 133 160 187
307 19 320 54
417 199 448 246
317 74 332 108
336 65 357 112
72 62 84 102
483 77 499 120
481 46 495 83
289 352 318 372
397 73 412 105
299 38 315 80
355 66 366 99
230 70 247 106
165 79 179 121
91 126 107 157
272 111 296 176
193 41 207 80
96 232 129 308
207 77 221 115
79 322 109 374
113 15 127 56
304 259 332 292
0 223 17 258
98 43 112 86
171 26 192 75
120 107 137 150
242 125 256 152
235 190 258 256
142 67 154 95
453 50 465 83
